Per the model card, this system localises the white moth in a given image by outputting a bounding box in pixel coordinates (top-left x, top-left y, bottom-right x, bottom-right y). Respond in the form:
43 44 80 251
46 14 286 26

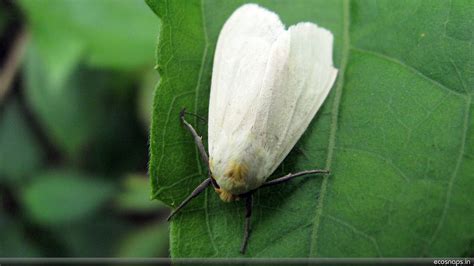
169 3 338 254
209 4 338 200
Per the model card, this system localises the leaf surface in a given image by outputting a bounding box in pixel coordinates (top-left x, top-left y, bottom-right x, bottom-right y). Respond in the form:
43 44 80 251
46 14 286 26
23 43 147 165
115 174 165 212
0 99 44 183
148 0 474 257
21 170 115 225
117 223 169 257
0 6 8 33
19 0 159 87
0 214 41 257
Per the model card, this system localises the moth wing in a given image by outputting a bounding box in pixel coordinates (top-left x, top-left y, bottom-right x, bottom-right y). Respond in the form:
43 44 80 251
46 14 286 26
208 4 285 156
252 23 338 178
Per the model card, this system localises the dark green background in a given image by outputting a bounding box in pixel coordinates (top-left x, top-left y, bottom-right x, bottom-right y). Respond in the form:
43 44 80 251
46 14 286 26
0 0 167 257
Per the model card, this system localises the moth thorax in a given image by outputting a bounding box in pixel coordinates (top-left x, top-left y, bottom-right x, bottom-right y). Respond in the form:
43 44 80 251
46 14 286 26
224 161 249 187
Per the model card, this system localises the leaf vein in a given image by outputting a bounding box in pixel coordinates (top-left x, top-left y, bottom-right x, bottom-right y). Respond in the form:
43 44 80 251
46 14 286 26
157 90 195 180
423 95 471 255
309 0 351 257
325 214 382 257
334 146 411 182
350 47 467 99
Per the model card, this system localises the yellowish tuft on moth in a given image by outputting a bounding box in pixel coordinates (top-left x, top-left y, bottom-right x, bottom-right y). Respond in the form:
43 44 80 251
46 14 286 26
215 188 238 202
225 161 248 187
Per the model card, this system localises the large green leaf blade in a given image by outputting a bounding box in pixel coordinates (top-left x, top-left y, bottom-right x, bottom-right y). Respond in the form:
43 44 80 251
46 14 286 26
19 0 159 74
21 170 115 225
148 0 474 258
0 99 44 183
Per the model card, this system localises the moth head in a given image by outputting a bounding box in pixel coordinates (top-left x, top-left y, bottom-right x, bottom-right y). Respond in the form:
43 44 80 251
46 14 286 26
210 159 249 199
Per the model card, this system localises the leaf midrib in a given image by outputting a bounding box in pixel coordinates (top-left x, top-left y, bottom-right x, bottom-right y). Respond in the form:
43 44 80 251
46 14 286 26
309 0 351 257
423 95 471 255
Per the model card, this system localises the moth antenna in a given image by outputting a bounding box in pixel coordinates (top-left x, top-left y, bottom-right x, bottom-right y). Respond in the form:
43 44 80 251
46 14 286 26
183 110 207 124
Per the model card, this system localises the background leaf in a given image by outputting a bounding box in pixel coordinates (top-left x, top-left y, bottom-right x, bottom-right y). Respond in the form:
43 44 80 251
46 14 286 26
21 170 115 225
115 174 165 213
0 213 41 257
18 0 159 86
148 0 474 258
0 0 168 258
0 98 44 183
117 223 169 257
23 43 148 170
0 7 8 33
54 214 130 257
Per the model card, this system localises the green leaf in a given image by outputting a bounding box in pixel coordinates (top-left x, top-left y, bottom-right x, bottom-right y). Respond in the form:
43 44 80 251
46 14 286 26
117 223 169 257
54 214 131 256
0 6 8 33
18 0 160 86
115 174 165 213
0 98 44 183
23 43 143 160
23 44 109 155
148 0 474 257
0 213 41 257
21 170 115 225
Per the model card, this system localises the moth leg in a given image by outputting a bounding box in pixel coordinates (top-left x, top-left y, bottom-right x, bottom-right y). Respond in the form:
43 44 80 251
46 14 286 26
180 109 219 189
167 177 212 221
261 169 329 188
240 193 253 254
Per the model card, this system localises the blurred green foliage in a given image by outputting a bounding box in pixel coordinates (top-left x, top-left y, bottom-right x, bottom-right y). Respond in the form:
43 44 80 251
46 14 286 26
0 99 44 182
0 7 7 33
115 174 165 213
18 0 158 86
118 223 169 257
21 170 115 225
0 0 167 258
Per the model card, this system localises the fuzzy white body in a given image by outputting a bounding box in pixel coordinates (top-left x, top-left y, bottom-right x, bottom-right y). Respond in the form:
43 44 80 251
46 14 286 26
208 4 338 198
